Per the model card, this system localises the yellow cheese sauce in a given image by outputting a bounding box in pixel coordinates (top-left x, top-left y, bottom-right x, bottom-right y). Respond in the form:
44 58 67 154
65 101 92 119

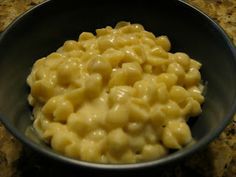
27 22 204 163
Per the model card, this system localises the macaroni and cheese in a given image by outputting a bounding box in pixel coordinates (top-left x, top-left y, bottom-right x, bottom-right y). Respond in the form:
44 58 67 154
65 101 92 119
27 22 204 163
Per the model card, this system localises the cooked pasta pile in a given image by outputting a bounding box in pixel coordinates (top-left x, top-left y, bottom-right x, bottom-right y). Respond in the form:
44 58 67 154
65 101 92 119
27 22 204 163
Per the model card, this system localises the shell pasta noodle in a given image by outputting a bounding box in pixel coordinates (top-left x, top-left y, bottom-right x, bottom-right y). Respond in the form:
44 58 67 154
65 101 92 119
27 22 204 163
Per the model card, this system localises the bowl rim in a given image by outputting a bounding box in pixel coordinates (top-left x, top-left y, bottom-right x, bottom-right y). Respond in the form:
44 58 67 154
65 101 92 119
0 0 236 170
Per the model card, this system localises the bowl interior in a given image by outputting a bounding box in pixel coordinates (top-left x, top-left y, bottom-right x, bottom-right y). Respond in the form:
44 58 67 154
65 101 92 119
0 0 236 169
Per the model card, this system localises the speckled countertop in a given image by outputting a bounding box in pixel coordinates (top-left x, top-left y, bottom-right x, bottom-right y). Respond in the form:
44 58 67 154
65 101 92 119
0 0 235 177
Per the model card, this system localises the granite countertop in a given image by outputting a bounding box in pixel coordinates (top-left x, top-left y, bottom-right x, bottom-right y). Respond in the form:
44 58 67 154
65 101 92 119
0 0 235 177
